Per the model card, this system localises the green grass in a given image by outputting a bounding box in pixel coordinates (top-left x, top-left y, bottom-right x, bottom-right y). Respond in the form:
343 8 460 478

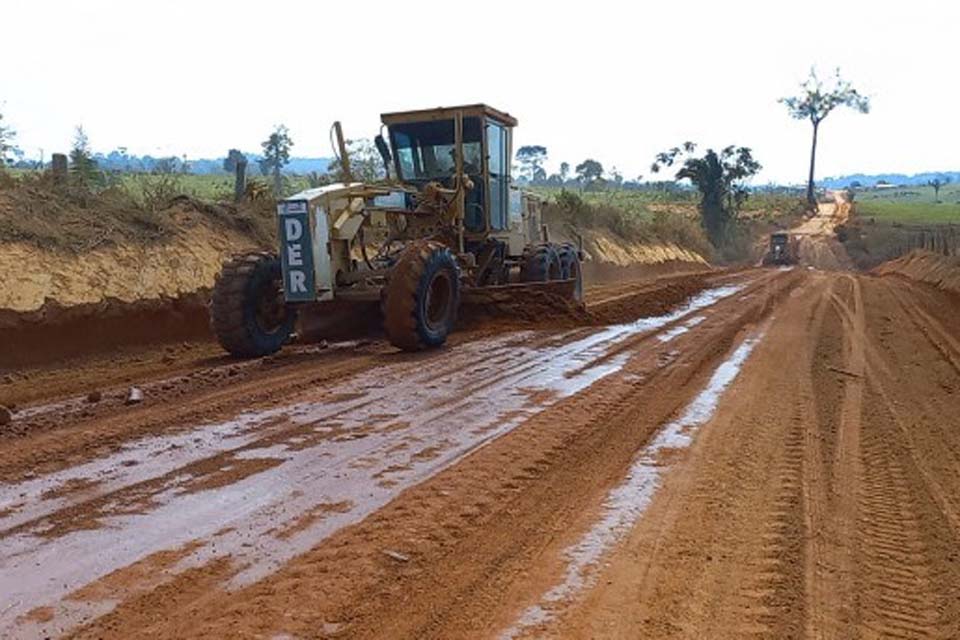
119 174 314 201
4 169 312 201
853 183 960 225
529 185 806 222
528 186 677 220
855 200 960 225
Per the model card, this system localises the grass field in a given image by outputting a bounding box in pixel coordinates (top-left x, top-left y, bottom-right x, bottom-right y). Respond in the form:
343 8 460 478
8 166 960 227
854 184 960 225
527 186 805 221
7 169 312 201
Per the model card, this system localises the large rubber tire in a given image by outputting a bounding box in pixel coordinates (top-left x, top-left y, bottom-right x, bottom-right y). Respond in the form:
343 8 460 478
383 241 461 351
210 252 297 358
557 243 584 302
520 243 562 282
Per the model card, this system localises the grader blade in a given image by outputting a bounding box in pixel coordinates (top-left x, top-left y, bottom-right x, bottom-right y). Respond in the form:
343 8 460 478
462 279 578 305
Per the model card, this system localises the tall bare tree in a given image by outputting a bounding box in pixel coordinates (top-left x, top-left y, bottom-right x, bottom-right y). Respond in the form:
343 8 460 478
781 69 870 206
928 175 952 203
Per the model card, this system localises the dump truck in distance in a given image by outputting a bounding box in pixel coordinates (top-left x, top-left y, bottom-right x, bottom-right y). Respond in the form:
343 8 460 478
762 232 800 266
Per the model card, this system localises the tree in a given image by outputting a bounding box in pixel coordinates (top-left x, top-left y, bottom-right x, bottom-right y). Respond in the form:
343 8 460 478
326 138 385 183
609 166 623 188
260 125 293 195
559 161 570 183
928 175 952 203
651 142 761 246
153 157 180 174
575 159 604 187
69 125 100 187
0 109 19 169
781 68 870 206
223 148 246 174
516 145 548 182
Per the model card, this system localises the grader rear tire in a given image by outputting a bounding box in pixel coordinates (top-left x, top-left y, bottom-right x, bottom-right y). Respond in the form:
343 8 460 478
210 252 297 358
383 241 461 351
520 243 562 282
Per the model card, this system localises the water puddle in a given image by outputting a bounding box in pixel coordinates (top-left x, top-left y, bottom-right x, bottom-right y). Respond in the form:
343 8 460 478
501 329 766 639
0 284 747 639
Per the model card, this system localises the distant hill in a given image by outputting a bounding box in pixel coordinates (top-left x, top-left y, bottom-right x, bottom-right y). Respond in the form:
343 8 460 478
820 171 960 188
90 151 333 176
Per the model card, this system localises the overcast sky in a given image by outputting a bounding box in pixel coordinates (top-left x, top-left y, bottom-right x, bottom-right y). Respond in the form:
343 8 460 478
4 0 957 184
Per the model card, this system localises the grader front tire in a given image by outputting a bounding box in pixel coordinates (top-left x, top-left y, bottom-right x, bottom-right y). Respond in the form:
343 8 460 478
383 241 461 351
210 252 297 358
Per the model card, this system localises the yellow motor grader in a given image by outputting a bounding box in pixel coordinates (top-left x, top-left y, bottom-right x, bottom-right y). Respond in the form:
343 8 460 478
211 104 583 357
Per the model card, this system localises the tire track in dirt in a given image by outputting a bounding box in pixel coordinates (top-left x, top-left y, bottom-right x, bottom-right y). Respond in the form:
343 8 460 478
856 279 960 638
46 272 799 640
813 275 959 639
533 271 960 640
0 271 789 639
882 277 960 376
814 273 866 636
856 411 945 639
500 273 817 640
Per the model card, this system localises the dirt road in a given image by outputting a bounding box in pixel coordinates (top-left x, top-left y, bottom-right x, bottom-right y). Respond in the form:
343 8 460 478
2 267 960 639
793 193 855 270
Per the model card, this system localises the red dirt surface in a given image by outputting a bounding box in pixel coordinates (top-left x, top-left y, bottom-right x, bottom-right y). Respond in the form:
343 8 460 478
1 266 959 640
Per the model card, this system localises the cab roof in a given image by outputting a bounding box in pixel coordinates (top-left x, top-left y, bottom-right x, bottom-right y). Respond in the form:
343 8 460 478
380 104 518 128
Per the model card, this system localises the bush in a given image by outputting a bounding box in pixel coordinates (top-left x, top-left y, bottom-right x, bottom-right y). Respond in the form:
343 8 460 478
650 210 713 259
543 188 713 259
547 189 650 240
131 173 186 212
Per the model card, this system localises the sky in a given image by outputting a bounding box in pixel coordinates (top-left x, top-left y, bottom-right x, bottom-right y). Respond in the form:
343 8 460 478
4 0 958 184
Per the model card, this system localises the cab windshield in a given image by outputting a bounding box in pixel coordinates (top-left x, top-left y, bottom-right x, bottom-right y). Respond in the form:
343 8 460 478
389 117 482 182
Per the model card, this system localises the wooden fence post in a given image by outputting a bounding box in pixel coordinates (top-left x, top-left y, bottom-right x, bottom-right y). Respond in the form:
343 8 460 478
234 157 247 202
51 153 68 184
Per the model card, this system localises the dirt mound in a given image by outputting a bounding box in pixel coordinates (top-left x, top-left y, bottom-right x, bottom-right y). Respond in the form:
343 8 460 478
0 179 711 370
459 274 710 332
0 222 255 314
0 293 211 370
0 190 267 369
583 230 707 268
873 249 960 294
0 178 275 252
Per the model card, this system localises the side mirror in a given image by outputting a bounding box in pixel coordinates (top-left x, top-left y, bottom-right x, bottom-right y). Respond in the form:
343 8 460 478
374 135 392 178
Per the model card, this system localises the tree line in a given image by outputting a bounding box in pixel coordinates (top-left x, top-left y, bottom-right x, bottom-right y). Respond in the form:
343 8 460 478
1 67 887 249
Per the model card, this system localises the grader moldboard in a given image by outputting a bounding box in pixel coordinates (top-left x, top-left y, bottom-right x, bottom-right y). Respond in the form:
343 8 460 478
211 104 584 357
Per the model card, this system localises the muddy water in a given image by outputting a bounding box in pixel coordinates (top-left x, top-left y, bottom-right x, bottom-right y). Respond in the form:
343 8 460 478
0 285 743 639
501 328 768 638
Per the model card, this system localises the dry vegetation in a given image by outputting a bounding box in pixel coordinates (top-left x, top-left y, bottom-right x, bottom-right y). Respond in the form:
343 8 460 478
0 171 277 252
540 187 808 264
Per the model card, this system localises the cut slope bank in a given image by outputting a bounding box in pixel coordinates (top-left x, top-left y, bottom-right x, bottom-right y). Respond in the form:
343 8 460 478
873 249 960 294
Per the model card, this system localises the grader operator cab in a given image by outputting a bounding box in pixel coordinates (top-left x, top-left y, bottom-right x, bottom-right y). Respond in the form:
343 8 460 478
211 104 583 357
